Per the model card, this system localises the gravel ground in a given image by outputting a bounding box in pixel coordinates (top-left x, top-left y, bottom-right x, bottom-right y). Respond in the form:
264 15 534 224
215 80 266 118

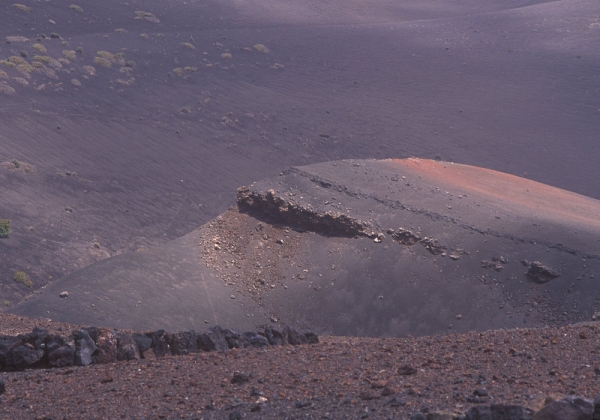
1 314 599 419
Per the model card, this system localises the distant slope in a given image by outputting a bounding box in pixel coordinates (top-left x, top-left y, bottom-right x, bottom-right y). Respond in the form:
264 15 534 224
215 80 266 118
11 159 600 336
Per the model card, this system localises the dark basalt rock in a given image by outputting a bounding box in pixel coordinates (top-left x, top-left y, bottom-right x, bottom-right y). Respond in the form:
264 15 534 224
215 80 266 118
304 331 319 344
4 344 45 370
169 330 198 355
243 332 270 348
460 404 535 419
524 261 560 284
148 330 172 358
223 329 245 349
0 325 317 371
283 325 308 345
197 326 229 352
116 332 141 361
73 329 98 366
237 186 371 238
532 396 593 420
593 394 600 420
264 327 285 346
46 335 74 368
132 332 153 358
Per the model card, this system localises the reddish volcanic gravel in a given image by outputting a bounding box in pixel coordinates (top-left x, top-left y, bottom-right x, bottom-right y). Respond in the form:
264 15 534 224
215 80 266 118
1 314 599 419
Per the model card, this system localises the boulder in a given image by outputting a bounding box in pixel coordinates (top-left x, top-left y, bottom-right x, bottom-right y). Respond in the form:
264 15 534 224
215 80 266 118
96 328 117 364
148 330 172 358
264 327 285 346
73 329 98 366
116 332 140 361
304 331 319 344
223 329 245 349
4 345 45 370
132 332 153 359
169 330 197 355
197 326 228 352
466 404 533 419
282 325 308 345
532 396 593 420
45 334 74 368
242 332 269 348
0 336 21 369
18 327 49 349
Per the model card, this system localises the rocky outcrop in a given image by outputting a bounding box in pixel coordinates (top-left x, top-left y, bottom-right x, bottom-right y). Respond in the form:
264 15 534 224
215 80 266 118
523 261 561 284
237 186 371 237
0 325 317 372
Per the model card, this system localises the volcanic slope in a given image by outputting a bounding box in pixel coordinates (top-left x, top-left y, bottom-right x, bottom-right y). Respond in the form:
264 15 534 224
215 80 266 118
11 159 600 337
1 0 600 306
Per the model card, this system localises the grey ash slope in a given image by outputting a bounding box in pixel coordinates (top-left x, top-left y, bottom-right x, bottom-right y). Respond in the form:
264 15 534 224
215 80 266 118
1 0 600 306
12 159 600 337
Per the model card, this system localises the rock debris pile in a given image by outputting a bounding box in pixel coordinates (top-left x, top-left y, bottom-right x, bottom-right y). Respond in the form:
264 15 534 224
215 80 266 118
0 324 317 372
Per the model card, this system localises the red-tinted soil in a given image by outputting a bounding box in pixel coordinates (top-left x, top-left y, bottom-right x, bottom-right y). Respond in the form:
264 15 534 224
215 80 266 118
1 313 599 419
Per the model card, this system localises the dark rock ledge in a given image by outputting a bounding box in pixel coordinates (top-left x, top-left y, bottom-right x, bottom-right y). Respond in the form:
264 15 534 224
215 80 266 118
410 394 600 419
0 324 317 372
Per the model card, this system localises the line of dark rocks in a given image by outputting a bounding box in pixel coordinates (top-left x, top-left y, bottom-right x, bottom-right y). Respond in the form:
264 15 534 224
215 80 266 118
0 324 318 372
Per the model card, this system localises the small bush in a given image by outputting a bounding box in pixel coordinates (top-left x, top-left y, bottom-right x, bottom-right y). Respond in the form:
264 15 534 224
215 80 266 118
93 56 112 68
69 4 83 13
8 56 27 65
134 11 159 23
33 55 52 64
0 219 10 238
96 51 114 60
13 4 32 13
253 44 268 53
62 50 76 59
32 43 47 53
114 28 128 34
181 42 195 50
3 301 10 307
13 270 32 287
0 70 7 79
220 53 232 59
16 63 35 74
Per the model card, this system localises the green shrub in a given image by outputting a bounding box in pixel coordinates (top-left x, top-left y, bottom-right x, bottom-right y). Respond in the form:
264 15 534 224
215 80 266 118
32 43 47 53
33 55 52 64
13 271 32 287
69 5 83 13
13 4 32 13
8 56 27 65
253 44 268 53
0 219 10 238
